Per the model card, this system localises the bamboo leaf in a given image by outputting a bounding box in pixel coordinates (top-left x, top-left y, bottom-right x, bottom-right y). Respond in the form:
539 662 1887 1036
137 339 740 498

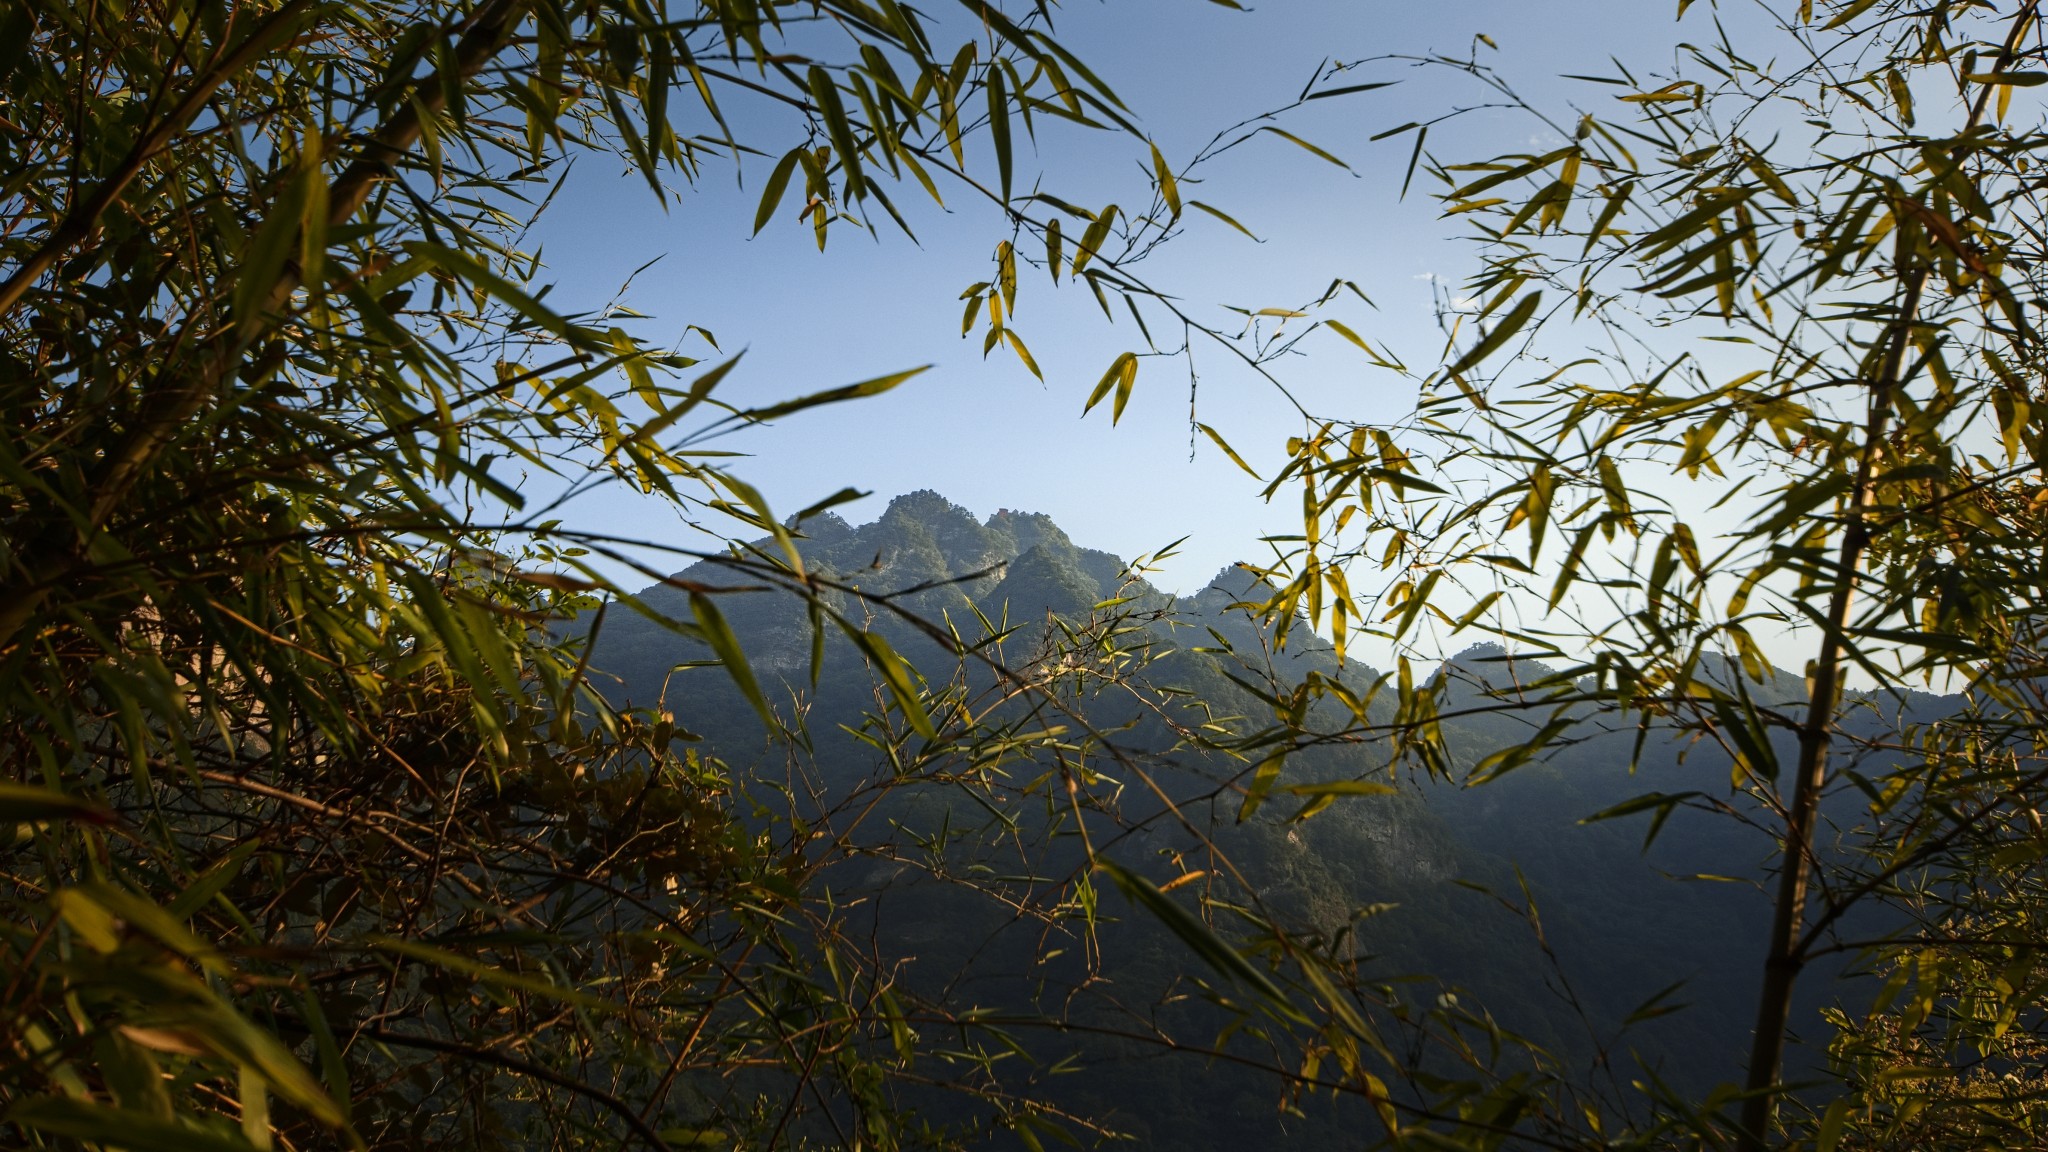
1306 80 1395 100
808 66 866 199
689 592 774 727
987 64 1012 201
1187 199 1259 240
1195 422 1262 478
1084 352 1137 420
1150 141 1180 217
839 624 938 739
1069 205 1118 275
741 366 928 422
365 935 623 1018
0 783 114 824
10 1098 264 1152
1097 860 1305 1022
1253 125 1350 170
1442 291 1541 379
1237 751 1286 821
753 147 805 234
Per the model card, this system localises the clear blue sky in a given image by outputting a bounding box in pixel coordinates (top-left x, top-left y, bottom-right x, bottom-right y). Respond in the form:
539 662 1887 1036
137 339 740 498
529 0 1695 593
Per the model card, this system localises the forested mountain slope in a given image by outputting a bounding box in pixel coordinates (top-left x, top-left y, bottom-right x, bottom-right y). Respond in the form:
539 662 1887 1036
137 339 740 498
583 492 1951 1142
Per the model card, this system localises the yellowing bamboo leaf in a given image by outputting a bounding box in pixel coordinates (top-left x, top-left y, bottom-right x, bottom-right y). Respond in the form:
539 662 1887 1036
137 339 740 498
741 366 928 423
1150 141 1181 217
1196 422 1263 478
1084 352 1138 421
1003 329 1042 379
1187 200 1260 240
1253 125 1350 170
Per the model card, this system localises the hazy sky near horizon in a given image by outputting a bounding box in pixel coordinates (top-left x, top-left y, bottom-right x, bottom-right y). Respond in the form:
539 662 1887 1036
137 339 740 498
526 0 1716 595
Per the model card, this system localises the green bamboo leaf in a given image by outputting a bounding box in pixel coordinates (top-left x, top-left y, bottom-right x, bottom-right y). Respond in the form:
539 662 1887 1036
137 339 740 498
794 486 870 524
1819 0 1880 27
940 45 974 166
1324 319 1401 368
10 1098 264 1152
1097 860 1305 1022
1448 146 1571 199
1584 181 1633 253
97 1030 172 1118
1549 522 1598 609
1031 31 1127 111
615 355 743 455
404 242 577 339
297 988 351 1124
1884 67 1913 126
808 66 866 199
1451 591 1503 632
1622 981 1692 1026
1366 468 1446 494
688 593 773 727
1579 791 1704 851
714 469 805 575
1815 1098 1853 1152
1283 779 1397 822
1965 70 2048 86
1442 291 1541 379
51 888 123 952
71 883 236 975
1618 83 1697 103
987 64 1013 202
1069 204 1119 275
1401 122 1428 199
996 239 1017 313
839 624 937 739
365 935 625 1015
1113 355 1140 423
232 168 311 330
0 782 114 824
1237 751 1286 821
753 147 805 234
1305 80 1395 100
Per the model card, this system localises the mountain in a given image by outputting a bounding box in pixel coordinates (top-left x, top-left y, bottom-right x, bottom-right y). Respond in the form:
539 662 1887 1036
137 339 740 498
579 491 1942 1145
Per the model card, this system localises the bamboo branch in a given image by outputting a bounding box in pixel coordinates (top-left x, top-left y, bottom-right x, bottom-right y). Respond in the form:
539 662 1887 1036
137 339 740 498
1736 251 1925 1151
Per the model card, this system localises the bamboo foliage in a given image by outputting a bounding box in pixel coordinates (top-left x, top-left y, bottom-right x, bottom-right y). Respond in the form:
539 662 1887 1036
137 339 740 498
1189 1 2048 1147
0 0 1272 1148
